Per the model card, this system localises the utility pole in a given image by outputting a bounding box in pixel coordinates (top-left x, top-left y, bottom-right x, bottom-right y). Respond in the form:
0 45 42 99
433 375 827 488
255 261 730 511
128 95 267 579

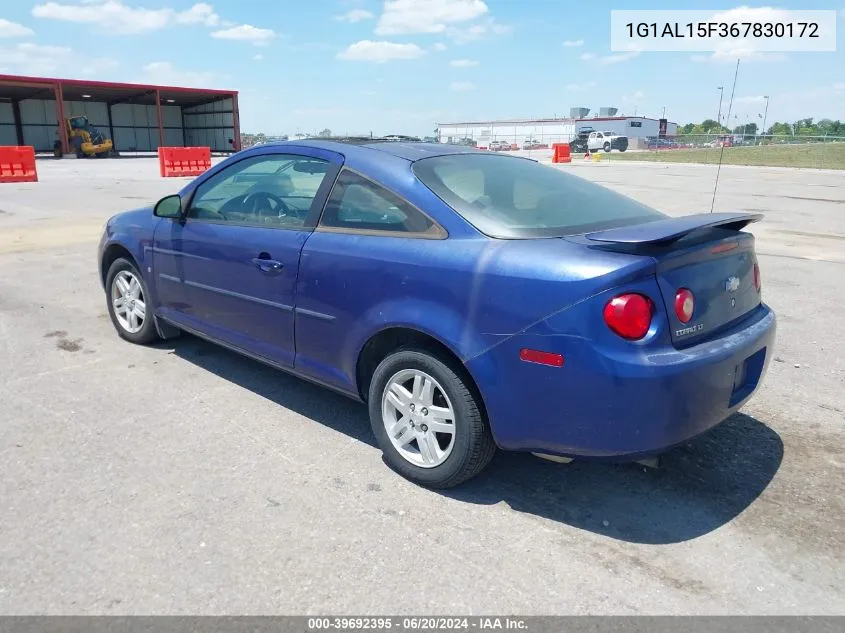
761 95 770 138
716 86 724 129
661 106 666 119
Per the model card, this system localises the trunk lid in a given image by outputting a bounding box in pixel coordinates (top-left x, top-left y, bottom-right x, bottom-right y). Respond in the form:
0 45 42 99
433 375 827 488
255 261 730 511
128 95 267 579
652 230 760 346
580 212 763 347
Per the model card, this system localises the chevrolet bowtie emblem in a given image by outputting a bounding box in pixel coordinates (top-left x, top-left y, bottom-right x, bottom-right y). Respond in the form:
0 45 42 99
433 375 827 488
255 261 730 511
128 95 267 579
725 276 740 292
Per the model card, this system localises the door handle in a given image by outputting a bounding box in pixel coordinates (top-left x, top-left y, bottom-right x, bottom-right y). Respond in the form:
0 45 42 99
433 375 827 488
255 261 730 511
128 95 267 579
252 257 284 273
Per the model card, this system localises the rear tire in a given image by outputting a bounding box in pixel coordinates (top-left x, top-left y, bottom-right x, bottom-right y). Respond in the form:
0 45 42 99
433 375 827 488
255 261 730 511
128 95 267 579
368 348 496 488
105 257 159 345
603 142 611 152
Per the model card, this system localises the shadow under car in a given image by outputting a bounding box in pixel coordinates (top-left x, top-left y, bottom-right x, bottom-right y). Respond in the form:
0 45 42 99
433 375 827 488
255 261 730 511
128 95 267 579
166 334 783 544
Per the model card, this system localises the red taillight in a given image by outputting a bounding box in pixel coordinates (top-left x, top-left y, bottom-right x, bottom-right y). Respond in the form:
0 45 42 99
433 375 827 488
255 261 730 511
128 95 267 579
674 288 695 323
519 348 564 367
753 262 761 292
603 293 653 340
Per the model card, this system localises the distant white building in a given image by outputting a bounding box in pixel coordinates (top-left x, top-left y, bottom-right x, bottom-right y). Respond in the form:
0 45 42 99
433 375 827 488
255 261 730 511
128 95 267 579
436 116 678 149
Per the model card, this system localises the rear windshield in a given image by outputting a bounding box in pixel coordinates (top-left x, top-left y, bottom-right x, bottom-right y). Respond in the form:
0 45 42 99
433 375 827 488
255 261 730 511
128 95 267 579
412 153 666 239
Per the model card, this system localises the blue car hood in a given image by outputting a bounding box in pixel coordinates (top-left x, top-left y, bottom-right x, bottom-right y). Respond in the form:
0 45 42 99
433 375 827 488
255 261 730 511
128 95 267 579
106 206 155 232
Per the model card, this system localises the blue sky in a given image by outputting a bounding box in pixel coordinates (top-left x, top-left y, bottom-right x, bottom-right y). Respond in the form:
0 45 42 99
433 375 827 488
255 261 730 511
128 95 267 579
1 0 843 136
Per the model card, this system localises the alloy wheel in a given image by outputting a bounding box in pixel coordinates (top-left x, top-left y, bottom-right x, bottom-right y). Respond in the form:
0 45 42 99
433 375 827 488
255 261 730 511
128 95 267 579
381 369 456 468
111 270 146 334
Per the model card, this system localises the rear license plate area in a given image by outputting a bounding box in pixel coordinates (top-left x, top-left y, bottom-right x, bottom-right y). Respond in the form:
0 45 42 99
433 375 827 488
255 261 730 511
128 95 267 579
732 361 748 393
729 347 767 407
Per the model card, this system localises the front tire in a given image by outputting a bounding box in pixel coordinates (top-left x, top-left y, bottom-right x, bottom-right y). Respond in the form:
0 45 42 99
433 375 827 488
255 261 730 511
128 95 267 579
105 257 159 345
368 348 496 488
603 142 611 152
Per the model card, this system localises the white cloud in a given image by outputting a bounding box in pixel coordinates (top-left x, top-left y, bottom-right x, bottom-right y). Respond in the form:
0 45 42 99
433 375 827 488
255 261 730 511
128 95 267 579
335 9 374 23
337 40 426 63
0 18 35 38
253 53 264 60
32 0 220 34
599 51 640 65
449 22 485 41
432 42 447 51
734 95 767 104
20 43 71 55
139 61 219 88
622 90 644 102
449 58 478 67
562 39 583 47
375 0 488 35
566 81 596 91
579 50 640 64
211 24 276 45
743 82 843 121
78 57 120 76
692 49 786 63
709 6 792 24
448 17 510 42
0 43 69 75
0 42 117 77
450 81 475 91
174 2 219 26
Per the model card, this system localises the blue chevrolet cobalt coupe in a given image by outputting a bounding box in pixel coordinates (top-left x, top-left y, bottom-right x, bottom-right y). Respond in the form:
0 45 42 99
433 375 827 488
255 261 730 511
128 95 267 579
98 140 776 488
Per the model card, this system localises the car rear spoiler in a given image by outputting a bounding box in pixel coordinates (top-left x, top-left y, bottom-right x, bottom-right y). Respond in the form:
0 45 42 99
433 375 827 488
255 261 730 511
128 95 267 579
585 212 763 246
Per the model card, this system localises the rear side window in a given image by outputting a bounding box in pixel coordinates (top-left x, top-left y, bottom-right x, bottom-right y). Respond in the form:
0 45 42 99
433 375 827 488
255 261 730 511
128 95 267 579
320 170 443 236
412 154 665 239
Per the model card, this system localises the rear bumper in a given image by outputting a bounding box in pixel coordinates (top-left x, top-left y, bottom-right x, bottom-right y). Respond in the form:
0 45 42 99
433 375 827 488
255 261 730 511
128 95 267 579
466 303 776 459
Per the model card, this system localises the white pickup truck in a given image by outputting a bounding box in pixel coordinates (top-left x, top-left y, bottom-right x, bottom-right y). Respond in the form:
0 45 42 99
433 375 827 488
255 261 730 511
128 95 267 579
587 130 629 153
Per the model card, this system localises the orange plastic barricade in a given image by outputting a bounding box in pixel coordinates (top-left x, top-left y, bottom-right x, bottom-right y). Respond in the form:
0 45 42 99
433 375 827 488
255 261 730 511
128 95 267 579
158 146 212 178
0 146 38 183
551 143 571 164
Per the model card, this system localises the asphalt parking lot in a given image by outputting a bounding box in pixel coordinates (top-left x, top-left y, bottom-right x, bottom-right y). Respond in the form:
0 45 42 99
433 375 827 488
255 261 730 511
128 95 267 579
1 157 843 615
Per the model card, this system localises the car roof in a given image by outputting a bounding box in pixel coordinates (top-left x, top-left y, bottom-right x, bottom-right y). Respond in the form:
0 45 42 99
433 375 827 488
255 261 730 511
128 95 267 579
255 139 480 162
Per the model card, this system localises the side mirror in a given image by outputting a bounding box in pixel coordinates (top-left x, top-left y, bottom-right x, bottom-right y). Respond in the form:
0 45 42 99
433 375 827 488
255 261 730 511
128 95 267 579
154 194 183 219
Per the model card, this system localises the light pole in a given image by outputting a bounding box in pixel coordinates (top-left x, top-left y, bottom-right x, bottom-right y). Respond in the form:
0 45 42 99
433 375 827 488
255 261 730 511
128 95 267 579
761 95 770 139
716 86 724 130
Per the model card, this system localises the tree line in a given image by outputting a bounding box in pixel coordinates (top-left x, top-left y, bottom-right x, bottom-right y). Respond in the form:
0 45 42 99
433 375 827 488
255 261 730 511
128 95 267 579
679 118 844 137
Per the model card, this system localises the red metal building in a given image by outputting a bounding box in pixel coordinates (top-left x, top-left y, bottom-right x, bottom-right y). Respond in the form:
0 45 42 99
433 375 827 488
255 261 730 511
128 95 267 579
0 74 240 154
